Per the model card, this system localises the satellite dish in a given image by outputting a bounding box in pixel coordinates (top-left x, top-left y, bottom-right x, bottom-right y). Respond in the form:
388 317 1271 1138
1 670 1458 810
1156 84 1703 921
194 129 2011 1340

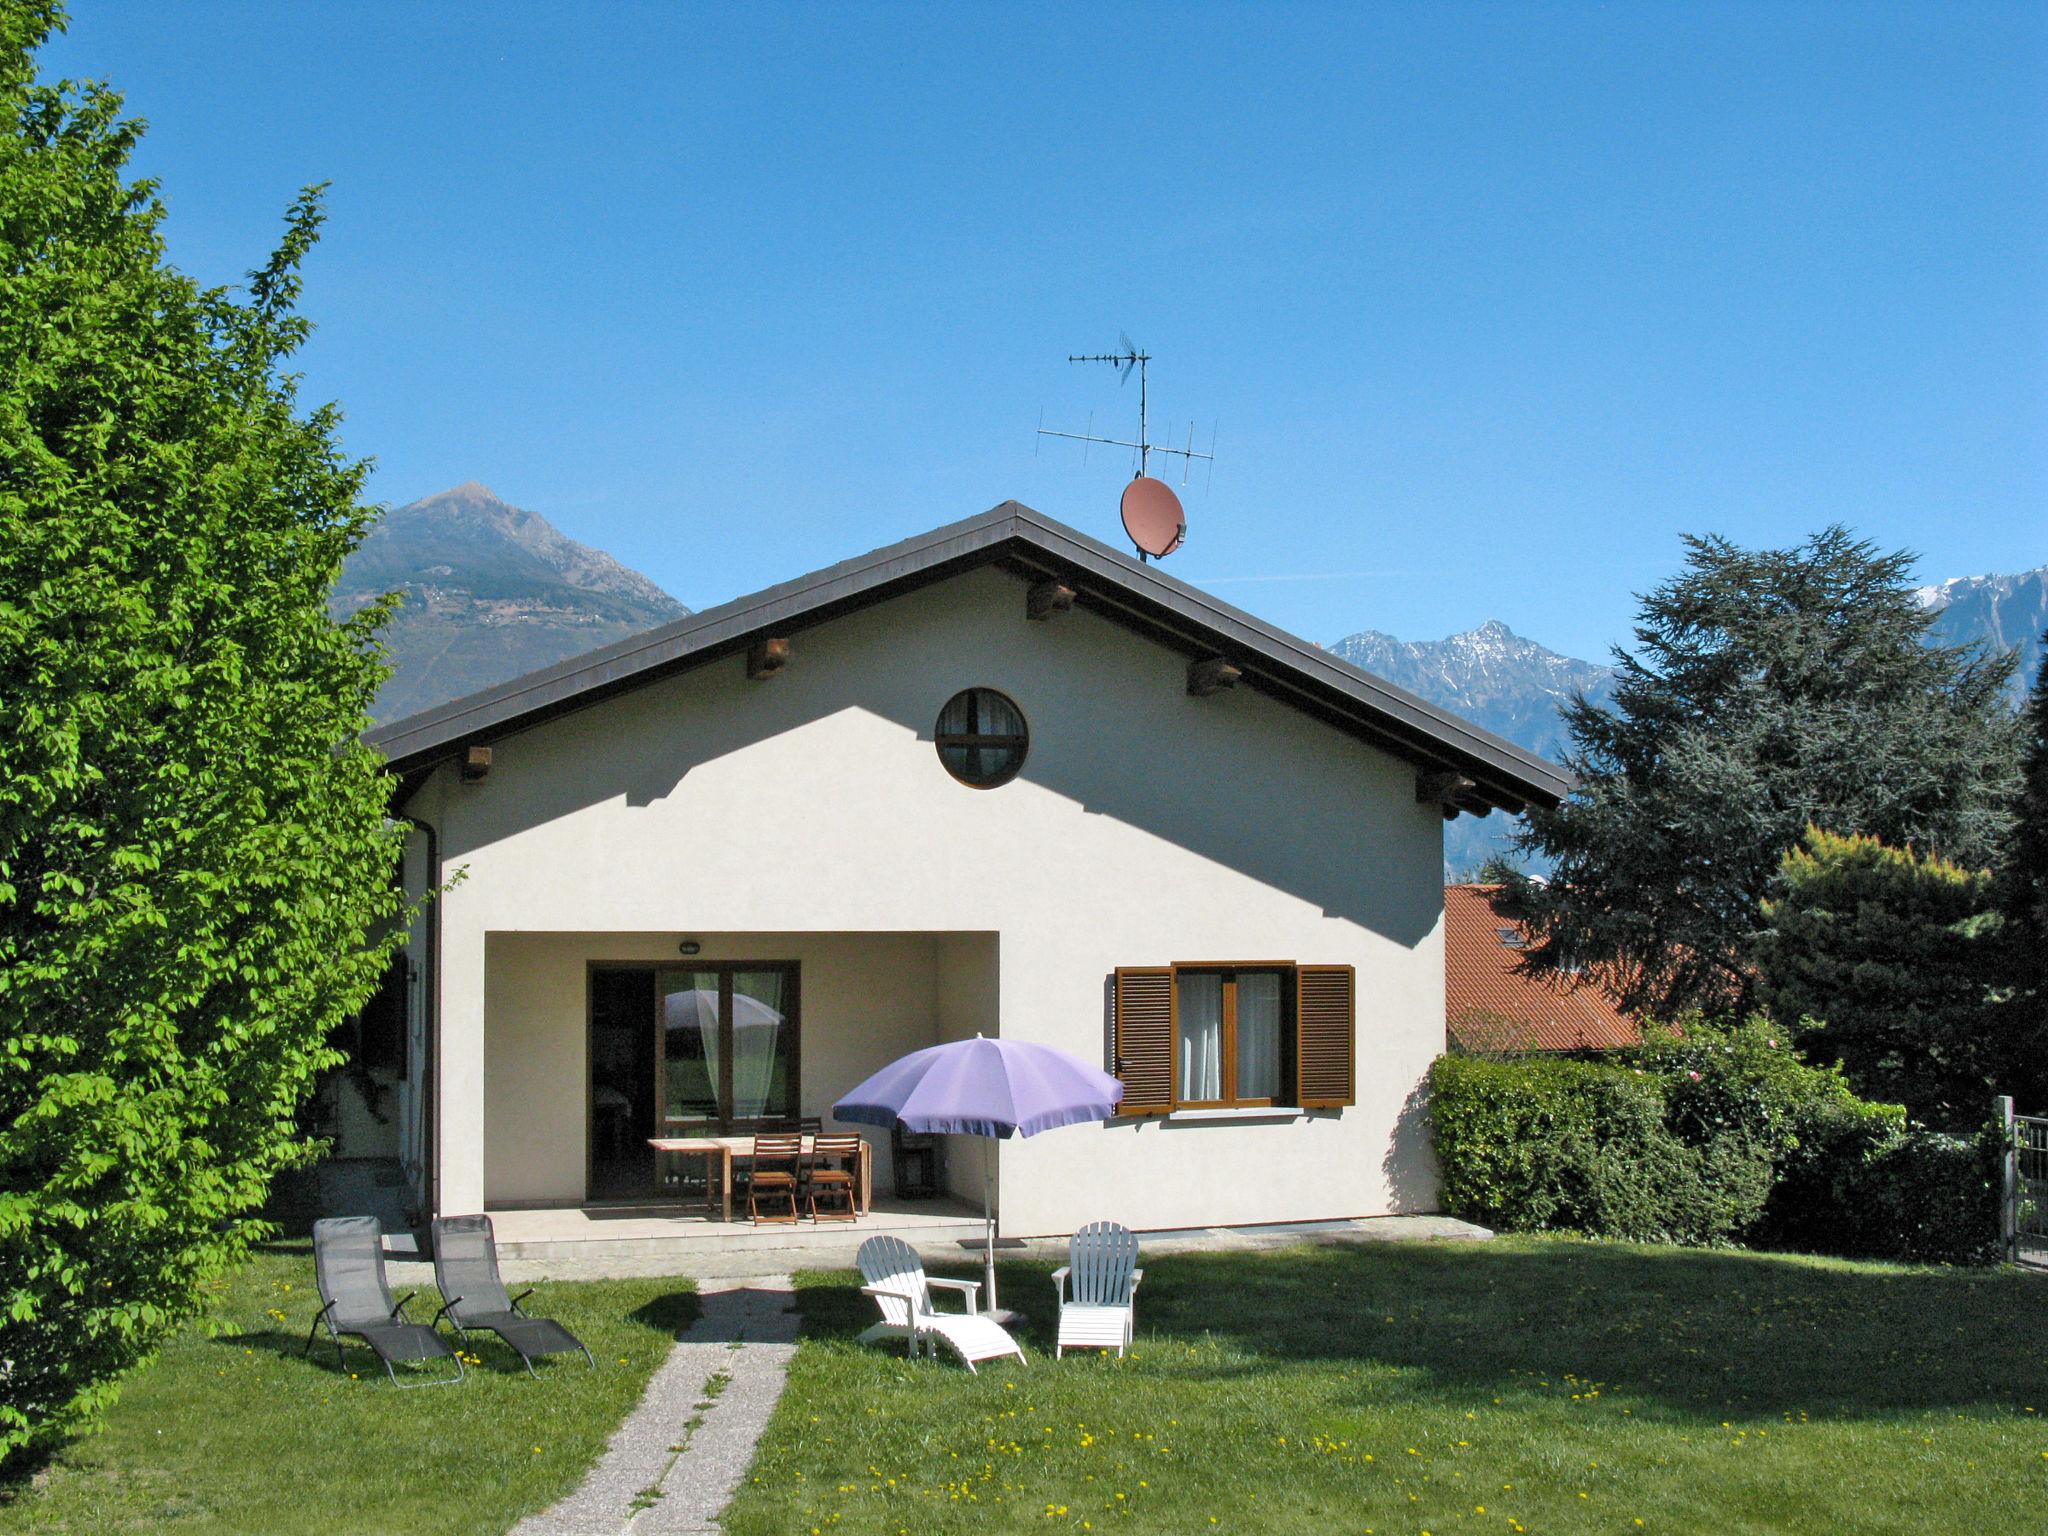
1121 475 1185 559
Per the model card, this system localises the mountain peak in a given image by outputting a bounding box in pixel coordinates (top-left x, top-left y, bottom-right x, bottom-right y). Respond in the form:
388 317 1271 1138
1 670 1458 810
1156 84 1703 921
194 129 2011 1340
335 487 687 722
1914 564 2048 610
433 479 503 504
1327 620 1616 754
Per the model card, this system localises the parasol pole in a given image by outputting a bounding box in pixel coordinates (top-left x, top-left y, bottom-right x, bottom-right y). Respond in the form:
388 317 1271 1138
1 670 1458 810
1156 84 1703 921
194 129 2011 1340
981 1137 999 1314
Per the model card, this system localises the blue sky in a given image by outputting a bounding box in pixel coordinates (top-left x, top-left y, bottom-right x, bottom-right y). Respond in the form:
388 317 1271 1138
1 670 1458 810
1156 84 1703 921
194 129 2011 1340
42 2 2048 660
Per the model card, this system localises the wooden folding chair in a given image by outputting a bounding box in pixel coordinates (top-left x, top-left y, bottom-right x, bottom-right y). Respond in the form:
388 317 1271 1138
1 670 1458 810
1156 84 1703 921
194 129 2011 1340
747 1132 804 1223
806 1133 864 1222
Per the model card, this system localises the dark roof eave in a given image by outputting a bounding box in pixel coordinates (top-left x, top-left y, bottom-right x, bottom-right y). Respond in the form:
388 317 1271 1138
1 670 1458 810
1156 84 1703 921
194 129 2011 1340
366 501 1572 812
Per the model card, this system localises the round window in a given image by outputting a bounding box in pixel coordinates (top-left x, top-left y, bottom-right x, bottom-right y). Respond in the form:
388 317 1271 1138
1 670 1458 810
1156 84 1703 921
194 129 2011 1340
934 688 1028 788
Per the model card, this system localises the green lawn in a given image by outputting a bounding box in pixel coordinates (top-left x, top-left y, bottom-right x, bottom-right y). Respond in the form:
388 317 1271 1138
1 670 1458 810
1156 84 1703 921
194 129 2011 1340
0 1245 696 1536
726 1238 2048 1536
5 1238 2044 1535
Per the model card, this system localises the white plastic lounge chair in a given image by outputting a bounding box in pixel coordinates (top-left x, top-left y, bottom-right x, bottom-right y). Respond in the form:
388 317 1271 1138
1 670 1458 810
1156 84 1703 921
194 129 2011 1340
1053 1221 1143 1358
855 1234 1026 1373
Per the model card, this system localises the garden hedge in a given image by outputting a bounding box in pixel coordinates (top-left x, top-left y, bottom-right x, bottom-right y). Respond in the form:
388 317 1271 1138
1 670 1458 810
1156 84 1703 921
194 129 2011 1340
1429 1020 2005 1264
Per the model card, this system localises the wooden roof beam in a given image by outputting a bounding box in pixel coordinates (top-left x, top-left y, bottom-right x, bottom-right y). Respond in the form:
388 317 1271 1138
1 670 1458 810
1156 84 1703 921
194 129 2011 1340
1187 656 1242 697
1417 768 1477 819
746 637 792 679
1026 579 1076 621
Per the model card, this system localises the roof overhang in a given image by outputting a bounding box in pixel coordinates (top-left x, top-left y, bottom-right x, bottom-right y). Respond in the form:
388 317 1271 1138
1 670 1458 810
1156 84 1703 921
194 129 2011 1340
365 501 1573 817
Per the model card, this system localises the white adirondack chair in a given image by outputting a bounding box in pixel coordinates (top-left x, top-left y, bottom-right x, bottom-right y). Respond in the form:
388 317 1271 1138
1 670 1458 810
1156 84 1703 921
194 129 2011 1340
855 1234 1027 1373
1052 1221 1143 1358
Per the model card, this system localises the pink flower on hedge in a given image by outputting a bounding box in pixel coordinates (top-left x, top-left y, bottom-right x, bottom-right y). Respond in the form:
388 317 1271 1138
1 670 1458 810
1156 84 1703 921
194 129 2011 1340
1687 1070 1701 1081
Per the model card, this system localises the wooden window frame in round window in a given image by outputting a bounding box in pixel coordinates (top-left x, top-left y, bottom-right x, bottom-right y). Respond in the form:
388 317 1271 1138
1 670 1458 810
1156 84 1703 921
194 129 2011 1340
934 687 1028 789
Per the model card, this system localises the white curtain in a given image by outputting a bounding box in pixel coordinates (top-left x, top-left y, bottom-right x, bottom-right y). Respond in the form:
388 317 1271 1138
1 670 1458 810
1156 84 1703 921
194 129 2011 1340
664 985 720 1120
697 1001 723 1117
1177 972 1223 1102
730 978 784 1119
1236 972 1283 1100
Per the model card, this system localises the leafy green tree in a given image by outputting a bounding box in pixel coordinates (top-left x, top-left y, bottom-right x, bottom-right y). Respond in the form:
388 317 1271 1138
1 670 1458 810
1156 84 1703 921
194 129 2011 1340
1510 526 2021 1020
0 4 403 1459
1756 828 2020 1128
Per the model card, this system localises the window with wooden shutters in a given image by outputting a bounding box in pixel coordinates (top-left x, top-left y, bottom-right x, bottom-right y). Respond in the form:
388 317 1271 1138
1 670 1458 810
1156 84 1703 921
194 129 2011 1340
1296 964 1356 1108
1112 967 1174 1115
1113 962 1356 1114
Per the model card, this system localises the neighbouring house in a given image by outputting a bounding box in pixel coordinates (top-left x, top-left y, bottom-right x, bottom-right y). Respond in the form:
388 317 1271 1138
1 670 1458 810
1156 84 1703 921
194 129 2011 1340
357 502 1567 1249
1444 883 1641 1053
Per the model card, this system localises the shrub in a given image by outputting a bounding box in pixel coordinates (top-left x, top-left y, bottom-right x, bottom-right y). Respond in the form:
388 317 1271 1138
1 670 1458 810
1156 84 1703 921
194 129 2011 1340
1752 1092 1906 1255
1430 1055 1619 1234
1856 1129 2005 1265
1429 1051 1772 1247
1429 1019 2005 1264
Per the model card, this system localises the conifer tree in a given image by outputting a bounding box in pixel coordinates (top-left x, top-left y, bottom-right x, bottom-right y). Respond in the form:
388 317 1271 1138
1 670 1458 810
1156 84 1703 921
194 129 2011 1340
1511 527 2021 1020
1756 828 2012 1128
1997 638 2048 1106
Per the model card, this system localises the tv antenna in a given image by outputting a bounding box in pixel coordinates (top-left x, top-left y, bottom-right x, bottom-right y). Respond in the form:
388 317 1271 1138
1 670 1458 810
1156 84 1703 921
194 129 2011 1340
1037 334 1216 560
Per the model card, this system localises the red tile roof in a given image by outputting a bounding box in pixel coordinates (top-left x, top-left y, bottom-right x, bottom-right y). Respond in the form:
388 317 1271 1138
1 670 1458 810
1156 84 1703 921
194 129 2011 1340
1445 884 1641 1052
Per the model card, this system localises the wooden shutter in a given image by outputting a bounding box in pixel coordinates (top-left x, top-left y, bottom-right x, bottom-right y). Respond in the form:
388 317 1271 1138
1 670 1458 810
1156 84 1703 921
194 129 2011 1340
1296 964 1356 1109
1113 967 1175 1116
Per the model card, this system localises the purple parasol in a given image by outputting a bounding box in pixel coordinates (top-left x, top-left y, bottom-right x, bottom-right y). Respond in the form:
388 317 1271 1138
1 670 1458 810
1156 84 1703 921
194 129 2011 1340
833 1036 1123 1318
833 1035 1124 1140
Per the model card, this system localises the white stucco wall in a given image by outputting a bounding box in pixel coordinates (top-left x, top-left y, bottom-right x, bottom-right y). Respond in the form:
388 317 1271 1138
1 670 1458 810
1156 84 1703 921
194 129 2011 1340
410 563 1446 1232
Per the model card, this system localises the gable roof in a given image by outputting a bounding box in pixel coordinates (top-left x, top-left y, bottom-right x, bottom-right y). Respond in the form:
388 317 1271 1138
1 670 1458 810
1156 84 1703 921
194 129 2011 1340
366 501 1571 815
1445 884 1641 1052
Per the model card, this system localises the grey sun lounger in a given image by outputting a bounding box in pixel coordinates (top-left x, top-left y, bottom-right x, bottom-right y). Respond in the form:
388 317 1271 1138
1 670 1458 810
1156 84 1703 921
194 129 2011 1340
305 1215 465 1387
430 1214 593 1377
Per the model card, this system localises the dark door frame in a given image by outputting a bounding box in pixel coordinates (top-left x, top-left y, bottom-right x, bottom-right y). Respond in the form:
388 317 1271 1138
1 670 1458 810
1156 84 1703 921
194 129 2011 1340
584 959 803 1200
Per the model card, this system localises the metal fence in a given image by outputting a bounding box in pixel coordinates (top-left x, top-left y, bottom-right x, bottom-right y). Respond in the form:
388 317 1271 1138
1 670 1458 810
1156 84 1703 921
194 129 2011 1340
2000 1097 2048 1268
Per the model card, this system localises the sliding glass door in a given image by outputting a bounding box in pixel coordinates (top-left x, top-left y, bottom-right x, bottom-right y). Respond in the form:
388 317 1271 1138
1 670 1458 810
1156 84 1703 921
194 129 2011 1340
656 964 799 1131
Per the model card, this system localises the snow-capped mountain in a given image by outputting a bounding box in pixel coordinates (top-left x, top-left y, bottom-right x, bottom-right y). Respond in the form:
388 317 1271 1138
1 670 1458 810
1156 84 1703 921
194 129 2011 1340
1327 620 1616 875
1329 619 1616 769
1913 566 2046 709
1326 564 2044 874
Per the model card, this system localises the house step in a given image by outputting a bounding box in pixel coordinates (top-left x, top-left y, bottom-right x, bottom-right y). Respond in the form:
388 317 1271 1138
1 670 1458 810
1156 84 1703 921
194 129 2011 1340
487 1204 988 1263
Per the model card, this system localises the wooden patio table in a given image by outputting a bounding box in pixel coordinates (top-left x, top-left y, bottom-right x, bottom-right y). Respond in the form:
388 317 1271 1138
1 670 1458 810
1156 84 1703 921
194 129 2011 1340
646 1133 871 1222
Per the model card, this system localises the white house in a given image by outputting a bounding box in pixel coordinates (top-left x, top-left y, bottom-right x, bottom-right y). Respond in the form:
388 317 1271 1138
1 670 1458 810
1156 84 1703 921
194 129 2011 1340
362 502 1566 1246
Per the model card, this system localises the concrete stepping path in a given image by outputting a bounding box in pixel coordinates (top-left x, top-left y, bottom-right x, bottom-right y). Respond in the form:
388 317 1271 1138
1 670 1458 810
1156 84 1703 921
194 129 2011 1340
512 1276 799 1536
